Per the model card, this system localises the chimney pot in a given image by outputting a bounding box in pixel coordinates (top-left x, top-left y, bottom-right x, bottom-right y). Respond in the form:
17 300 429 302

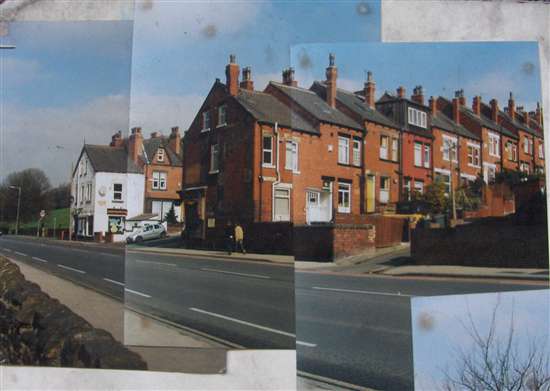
240 66 254 91
364 70 376 109
225 54 240 96
411 85 424 105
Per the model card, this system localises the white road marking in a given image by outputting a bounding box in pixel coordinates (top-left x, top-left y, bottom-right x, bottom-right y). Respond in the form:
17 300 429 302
189 307 316 347
3 248 12 252
31 256 48 263
135 259 176 267
124 288 151 298
312 286 414 298
200 268 270 279
14 251 27 257
57 264 86 274
103 278 125 287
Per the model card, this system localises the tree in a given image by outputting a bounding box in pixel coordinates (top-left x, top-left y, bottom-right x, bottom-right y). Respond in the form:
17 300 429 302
45 183 71 209
0 168 51 223
420 178 449 215
164 204 178 225
442 299 550 391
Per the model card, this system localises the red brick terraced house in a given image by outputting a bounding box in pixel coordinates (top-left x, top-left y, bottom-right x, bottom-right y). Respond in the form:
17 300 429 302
110 127 184 222
429 95 483 193
499 93 545 175
310 71 402 213
376 86 434 201
182 55 365 250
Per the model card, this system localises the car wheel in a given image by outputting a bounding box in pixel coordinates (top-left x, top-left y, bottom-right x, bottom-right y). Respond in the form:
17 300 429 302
135 236 143 243
160 232 167 239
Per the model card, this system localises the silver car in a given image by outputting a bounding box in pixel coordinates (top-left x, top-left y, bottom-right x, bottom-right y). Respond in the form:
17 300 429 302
127 223 166 243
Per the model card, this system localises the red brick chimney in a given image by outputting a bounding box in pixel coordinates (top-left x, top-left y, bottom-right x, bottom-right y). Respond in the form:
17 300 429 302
169 126 181 155
225 54 239 96
325 53 337 108
150 131 161 138
490 99 499 122
397 86 406 99
239 66 254 91
364 71 376 109
128 127 143 164
472 96 482 116
452 97 461 124
282 67 298 87
411 86 424 105
535 102 543 127
455 89 465 106
110 131 123 147
508 92 516 121
429 96 437 116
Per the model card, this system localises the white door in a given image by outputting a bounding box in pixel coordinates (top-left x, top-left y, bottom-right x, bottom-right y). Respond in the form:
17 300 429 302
306 191 331 223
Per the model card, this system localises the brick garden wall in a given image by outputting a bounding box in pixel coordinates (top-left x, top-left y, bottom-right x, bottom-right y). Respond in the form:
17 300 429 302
411 217 548 268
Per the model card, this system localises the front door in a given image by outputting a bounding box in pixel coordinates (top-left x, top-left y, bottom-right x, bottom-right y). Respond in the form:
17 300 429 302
306 190 331 223
366 175 376 213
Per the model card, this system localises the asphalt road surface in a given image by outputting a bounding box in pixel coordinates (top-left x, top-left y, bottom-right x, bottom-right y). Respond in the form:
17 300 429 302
0 236 295 349
1 236 546 390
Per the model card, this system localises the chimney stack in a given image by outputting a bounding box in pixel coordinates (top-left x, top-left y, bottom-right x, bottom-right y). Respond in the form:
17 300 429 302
169 126 181 155
110 130 123 147
150 131 161 138
239 66 254 91
282 67 298 87
397 86 406 98
364 71 376 109
508 92 516 121
225 54 240 96
472 96 482 116
411 85 424 105
455 89 465 106
535 102 543 127
490 99 499 122
429 96 437 116
128 127 143 164
325 53 338 108
452 97 461 124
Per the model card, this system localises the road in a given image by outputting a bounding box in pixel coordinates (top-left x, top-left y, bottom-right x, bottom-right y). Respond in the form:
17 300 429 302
0 236 295 349
0 236 546 390
296 271 547 390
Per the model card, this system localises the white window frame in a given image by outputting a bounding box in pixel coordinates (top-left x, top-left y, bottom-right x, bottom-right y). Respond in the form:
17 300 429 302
262 135 274 167
273 185 291 222
113 183 123 201
156 148 165 162
210 144 219 174
423 144 430 168
442 135 458 162
152 171 167 190
414 180 424 194
306 191 320 206
380 135 389 160
217 105 227 127
467 142 481 167
285 140 299 173
539 143 544 159
337 182 351 213
379 176 390 204
408 107 427 129
338 136 350 165
483 163 497 183
524 137 530 154
202 111 211 132
352 138 361 167
403 178 411 200
391 137 399 162
414 142 423 167
488 132 500 158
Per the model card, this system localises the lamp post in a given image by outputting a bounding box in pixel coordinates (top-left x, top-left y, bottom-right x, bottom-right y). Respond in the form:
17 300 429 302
8 186 21 235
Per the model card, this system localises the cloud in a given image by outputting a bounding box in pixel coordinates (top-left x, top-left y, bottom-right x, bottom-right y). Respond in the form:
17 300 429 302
2 57 47 86
0 95 130 185
129 93 204 134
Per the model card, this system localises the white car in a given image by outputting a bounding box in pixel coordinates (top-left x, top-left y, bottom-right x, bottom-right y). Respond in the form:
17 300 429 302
127 223 167 243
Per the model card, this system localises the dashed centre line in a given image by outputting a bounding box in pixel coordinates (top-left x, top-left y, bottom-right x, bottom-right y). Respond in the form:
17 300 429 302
200 268 270 279
103 278 125 286
189 307 316 347
124 288 151 298
57 264 86 274
135 259 176 267
14 251 27 257
31 256 48 263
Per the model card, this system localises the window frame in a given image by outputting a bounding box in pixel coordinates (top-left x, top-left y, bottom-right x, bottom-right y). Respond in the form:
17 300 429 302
262 135 274 167
156 148 165 162
338 136 350 165
488 132 500 158
152 171 167 190
391 137 399 162
217 105 227 127
285 140 299 173
408 107 427 129
201 111 211 132
352 138 361 167
337 182 351 213
209 144 220 174
113 183 123 201
414 142 423 167
273 186 291 222
379 176 390 204
379 135 389 160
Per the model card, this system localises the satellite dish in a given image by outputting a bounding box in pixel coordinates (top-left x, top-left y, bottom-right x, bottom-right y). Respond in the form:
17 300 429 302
98 187 106 197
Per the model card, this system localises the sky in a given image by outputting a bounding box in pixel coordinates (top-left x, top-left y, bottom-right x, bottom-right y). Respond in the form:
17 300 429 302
1 1 381 186
290 42 542 111
412 289 550 390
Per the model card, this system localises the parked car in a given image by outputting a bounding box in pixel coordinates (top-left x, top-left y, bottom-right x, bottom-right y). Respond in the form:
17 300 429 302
126 223 167 243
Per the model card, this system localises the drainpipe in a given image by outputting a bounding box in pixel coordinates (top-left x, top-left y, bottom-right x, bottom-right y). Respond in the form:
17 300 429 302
272 122 280 222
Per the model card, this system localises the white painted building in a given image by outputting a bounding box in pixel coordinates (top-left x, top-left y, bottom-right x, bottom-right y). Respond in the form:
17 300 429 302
70 145 144 242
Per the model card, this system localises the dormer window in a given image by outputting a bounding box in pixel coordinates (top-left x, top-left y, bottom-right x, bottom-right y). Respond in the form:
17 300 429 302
156 148 165 162
202 111 211 132
408 107 427 129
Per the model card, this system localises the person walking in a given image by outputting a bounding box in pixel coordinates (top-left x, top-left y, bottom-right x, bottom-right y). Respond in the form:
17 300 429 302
234 223 246 254
225 220 234 255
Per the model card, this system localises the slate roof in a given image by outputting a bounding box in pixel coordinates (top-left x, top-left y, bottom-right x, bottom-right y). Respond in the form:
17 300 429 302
234 89 317 134
310 81 400 129
143 137 182 166
268 82 363 131
431 110 481 141
499 110 542 138
82 145 142 174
